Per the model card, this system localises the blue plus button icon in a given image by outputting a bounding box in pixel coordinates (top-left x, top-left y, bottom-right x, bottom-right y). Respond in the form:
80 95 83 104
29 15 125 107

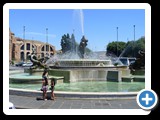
137 89 158 110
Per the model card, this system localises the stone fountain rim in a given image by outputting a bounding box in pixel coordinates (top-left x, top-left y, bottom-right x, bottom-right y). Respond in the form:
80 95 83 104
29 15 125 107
9 88 138 99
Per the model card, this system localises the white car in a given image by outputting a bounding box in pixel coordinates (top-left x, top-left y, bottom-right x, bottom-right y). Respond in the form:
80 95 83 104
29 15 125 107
22 62 33 67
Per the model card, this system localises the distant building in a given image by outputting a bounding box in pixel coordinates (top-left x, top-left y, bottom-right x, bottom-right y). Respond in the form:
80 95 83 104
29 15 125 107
9 29 56 63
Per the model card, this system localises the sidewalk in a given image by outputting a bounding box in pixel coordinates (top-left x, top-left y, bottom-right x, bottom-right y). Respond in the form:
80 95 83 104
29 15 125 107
9 95 140 109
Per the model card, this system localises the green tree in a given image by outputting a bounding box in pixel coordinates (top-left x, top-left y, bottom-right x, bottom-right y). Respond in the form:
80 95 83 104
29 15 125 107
106 36 145 57
106 41 126 57
123 37 145 57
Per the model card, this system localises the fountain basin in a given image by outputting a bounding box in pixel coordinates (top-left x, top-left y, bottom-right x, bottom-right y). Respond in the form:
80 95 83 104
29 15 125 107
9 73 42 83
9 70 145 93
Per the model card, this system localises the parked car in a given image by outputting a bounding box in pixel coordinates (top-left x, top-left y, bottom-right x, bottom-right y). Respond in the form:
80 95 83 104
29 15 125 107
22 62 33 67
15 61 25 67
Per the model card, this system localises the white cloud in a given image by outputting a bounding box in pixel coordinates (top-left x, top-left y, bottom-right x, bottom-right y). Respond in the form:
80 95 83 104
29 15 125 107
18 32 56 38
26 32 56 38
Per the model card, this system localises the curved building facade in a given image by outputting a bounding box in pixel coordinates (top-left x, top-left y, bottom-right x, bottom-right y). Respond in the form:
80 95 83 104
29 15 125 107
9 29 56 63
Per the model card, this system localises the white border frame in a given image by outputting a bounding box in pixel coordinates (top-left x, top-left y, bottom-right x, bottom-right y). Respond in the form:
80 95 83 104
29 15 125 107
3 3 151 115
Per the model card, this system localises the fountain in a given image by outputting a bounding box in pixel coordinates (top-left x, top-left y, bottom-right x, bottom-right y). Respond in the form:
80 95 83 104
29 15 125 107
9 34 145 94
9 9 145 98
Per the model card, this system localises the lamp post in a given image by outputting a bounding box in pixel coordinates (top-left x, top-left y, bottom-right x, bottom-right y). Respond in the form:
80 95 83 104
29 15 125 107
46 28 48 56
23 26 25 40
46 28 48 44
117 27 118 57
23 26 25 61
133 25 135 57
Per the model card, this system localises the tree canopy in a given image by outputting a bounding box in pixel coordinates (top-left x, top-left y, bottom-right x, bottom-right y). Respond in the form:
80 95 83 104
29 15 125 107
106 36 145 57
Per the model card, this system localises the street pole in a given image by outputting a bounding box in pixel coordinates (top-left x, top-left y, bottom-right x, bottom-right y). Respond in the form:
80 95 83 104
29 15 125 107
133 25 135 57
117 27 118 57
23 26 25 40
46 28 48 44
23 26 25 61
46 28 48 56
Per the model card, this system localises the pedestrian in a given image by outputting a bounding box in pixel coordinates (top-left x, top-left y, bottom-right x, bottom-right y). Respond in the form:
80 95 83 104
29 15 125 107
41 69 49 100
50 79 56 100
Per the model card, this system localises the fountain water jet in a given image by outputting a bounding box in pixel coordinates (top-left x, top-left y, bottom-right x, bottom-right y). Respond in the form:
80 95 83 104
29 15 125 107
9 9 145 94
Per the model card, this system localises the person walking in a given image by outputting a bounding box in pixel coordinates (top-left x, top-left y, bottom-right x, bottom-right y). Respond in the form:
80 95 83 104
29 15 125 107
41 69 49 100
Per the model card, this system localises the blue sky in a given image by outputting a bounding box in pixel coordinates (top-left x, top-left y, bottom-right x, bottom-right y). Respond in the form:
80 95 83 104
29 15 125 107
9 9 145 51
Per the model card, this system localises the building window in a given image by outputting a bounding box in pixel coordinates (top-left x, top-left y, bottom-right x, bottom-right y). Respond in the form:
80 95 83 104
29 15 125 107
32 45 34 49
20 52 24 61
26 52 30 60
32 45 37 49
50 46 53 51
41 46 44 51
46 45 49 51
12 43 16 59
50 53 54 56
41 53 44 58
32 45 37 53
21 45 24 50
27 43 30 50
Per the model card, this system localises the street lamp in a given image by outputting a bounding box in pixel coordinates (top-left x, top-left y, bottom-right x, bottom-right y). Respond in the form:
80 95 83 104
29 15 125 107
133 25 135 57
134 25 135 41
23 26 25 40
117 27 118 57
23 26 25 62
46 28 48 44
46 28 48 56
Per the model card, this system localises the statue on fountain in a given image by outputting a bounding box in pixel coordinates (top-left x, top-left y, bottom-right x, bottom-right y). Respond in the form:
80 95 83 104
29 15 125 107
78 35 88 58
129 50 145 71
28 48 50 69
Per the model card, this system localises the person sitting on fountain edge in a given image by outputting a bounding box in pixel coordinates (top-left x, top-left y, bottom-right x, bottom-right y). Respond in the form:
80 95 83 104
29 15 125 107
41 69 49 100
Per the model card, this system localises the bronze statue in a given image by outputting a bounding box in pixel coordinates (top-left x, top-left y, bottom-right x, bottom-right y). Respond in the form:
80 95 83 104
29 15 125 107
78 35 88 58
129 50 145 71
28 48 50 69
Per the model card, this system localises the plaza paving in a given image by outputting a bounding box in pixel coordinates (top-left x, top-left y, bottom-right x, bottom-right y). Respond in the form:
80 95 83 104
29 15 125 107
9 94 140 109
